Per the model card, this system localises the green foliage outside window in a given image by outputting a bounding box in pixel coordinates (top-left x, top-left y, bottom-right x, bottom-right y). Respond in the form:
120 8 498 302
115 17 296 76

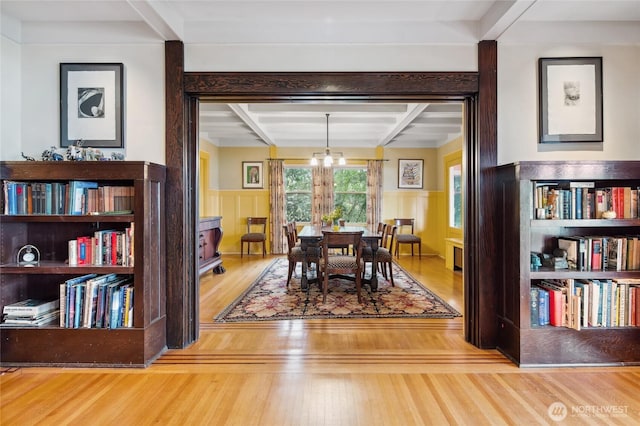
334 168 367 223
284 166 367 224
453 174 462 228
285 168 312 222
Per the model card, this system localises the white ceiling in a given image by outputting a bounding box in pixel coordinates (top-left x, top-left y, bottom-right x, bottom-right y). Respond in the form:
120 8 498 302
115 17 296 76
2 1 638 149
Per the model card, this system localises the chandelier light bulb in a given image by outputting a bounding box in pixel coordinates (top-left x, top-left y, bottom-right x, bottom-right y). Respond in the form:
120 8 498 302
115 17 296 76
323 153 333 167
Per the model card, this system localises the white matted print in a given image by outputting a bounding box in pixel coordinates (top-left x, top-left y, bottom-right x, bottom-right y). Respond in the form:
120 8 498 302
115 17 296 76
398 159 423 189
539 57 603 144
242 161 263 189
60 63 124 148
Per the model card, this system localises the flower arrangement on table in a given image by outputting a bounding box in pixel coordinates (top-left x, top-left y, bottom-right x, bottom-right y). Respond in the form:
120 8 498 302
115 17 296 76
321 207 343 229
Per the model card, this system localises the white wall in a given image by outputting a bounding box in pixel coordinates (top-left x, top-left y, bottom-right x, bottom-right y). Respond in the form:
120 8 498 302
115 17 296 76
498 44 640 165
185 44 478 71
0 42 165 164
1 36 22 160
4 41 639 166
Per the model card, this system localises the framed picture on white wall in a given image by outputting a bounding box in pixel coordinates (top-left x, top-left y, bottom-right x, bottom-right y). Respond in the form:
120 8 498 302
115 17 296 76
538 57 603 144
60 63 124 148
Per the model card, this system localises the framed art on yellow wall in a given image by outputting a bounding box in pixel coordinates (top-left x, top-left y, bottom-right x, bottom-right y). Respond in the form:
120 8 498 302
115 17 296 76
242 161 263 189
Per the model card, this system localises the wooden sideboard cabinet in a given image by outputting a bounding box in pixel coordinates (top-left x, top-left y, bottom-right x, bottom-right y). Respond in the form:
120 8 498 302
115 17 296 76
199 216 224 275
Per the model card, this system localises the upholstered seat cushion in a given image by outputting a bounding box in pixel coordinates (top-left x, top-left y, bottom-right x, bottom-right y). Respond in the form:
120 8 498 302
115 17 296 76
288 246 306 262
325 255 362 269
362 247 392 261
374 247 392 261
396 234 420 243
241 232 266 242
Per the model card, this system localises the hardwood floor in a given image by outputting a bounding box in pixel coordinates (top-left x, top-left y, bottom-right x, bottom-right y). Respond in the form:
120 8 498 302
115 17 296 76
2 255 640 425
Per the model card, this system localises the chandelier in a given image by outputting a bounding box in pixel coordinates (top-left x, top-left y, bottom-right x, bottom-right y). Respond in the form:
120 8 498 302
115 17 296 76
310 113 346 167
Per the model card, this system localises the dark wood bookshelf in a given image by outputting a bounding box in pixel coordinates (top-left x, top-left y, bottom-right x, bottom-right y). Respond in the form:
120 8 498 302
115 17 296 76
0 161 166 367
496 161 640 366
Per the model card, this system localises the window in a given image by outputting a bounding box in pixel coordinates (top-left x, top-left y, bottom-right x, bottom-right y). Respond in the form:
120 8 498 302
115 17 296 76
444 150 463 237
284 166 368 224
334 167 367 224
449 164 462 229
284 167 312 222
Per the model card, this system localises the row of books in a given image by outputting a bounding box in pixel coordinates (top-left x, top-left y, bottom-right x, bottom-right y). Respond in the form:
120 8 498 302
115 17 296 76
1 299 60 327
60 273 134 329
557 235 640 271
534 182 639 220
2 180 134 215
68 225 134 266
531 278 640 329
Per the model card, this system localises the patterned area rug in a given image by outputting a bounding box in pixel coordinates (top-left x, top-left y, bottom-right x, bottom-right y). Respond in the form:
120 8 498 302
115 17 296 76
215 258 461 322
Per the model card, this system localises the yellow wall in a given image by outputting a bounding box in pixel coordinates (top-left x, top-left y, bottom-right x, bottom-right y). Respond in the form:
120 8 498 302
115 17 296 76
382 190 444 256
200 144 459 256
219 189 271 255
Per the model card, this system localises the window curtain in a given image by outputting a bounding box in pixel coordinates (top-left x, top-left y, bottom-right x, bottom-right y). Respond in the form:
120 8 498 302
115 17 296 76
269 159 286 254
366 160 383 228
312 165 334 224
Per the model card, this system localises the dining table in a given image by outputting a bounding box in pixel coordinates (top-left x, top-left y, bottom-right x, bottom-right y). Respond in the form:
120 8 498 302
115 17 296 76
296 224 383 292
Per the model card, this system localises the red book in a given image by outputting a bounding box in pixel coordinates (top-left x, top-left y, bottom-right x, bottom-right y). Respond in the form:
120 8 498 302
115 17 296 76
590 238 602 271
111 232 118 265
618 187 625 218
547 288 564 327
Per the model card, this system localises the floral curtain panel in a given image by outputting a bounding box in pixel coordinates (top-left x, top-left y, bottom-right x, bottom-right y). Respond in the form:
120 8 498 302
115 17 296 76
366 160 383 228
269 159 286 254
312 165 334 224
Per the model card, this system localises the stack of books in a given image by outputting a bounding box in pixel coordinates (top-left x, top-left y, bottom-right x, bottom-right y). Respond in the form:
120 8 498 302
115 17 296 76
1 299 60 327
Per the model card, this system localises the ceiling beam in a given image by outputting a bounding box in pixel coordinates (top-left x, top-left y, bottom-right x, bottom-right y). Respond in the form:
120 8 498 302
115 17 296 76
380 104 429 146
479 0 536 40
228 104 274 146
127 0 183 40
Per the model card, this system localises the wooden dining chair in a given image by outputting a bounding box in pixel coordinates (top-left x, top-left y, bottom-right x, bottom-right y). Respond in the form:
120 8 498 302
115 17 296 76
283 222 318 286
318 230 365 303
240 217 267 258
363 225 397 286
394 218 421 257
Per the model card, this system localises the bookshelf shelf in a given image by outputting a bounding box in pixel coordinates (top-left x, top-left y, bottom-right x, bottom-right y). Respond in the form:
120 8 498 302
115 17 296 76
1 214 135 223
530 269 640 280
0 161 166 367
0 262 134 274
530 218 640 228
496 161 640 367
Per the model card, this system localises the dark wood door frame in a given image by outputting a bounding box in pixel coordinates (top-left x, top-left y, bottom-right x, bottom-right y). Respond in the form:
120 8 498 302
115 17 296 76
165 41 498 349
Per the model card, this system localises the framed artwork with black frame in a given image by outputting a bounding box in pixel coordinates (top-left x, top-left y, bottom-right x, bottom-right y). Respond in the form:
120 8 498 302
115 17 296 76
60 63 124 148
242 161 263 189
398 159 423 189
538 57 603 144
